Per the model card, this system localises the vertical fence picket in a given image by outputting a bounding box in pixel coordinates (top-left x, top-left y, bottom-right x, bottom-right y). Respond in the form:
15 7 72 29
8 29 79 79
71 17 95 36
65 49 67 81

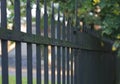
74 49 77 84
44 0 48 84
71 26 74 84
67 48 70 84
65 18 67 84
1 0 8 84
73 26 77 84
26 0 33 84
51 3 55 84
69 19 72 84
73 48 75 84
57 6 61 84
14 0 22 84
36 0 41 84
71 48 74 84
62 14 66 84
67 19 70 84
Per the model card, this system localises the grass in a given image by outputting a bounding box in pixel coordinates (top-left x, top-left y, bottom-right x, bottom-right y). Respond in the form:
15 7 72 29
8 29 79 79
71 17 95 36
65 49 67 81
0 75 52 84
0 75 37 84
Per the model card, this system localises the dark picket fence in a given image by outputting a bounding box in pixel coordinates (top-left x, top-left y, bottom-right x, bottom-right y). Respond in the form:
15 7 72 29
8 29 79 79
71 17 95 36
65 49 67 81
0 0 77 84
0 0 116 84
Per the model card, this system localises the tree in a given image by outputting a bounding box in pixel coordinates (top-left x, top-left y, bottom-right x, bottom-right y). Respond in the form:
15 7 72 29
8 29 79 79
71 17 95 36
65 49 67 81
98 0 120 54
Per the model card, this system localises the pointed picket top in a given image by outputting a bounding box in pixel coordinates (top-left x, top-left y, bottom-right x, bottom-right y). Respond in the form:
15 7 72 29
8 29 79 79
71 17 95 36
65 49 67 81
68 18 71 41
57 6 61 39
51 3 55 39
26 0 32 33
36 0 41 35
62 13 65 30
44 0 47 14
58 6 60 22
69 18 72 42
26 0 31 8
62 13 66 40
63 14 65 24
1 0 7 28
66 18 70 41
51 3 54 18
37 0 40 5
36 0 40 9
36 0 41 16
14 0 21 31
51 3 55 23
44 0 48 37
67 18 70 28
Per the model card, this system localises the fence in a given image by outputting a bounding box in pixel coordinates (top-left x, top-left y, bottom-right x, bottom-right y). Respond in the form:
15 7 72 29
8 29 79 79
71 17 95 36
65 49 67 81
0 0 116 84
0 0 78 84
75 30 116 84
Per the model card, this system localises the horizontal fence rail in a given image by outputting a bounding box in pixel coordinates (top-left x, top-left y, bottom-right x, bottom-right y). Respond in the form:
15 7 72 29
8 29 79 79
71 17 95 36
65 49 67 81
0 28 113 51
0 28 78 48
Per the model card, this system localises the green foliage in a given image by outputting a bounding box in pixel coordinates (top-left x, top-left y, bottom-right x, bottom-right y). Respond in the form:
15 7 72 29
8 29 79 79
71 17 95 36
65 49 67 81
98 0 120 52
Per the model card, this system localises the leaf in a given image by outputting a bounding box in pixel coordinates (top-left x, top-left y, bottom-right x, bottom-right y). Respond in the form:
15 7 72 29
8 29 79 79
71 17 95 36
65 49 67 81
93 0 100 5
99 1 106 9
102 28 113 35
112 41 120 51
